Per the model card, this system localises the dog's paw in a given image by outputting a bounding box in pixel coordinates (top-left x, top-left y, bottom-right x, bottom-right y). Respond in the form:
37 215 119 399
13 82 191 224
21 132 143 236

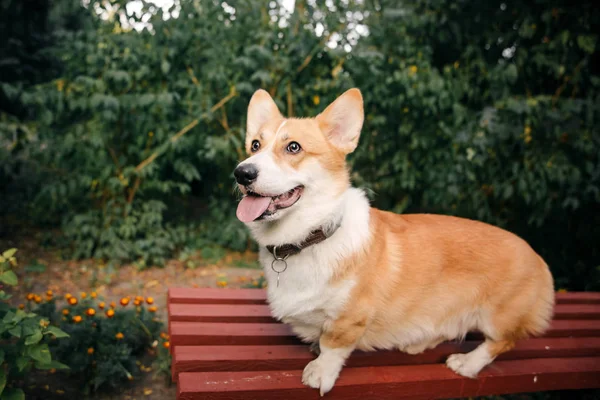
446 353 479 379
302 358 339 396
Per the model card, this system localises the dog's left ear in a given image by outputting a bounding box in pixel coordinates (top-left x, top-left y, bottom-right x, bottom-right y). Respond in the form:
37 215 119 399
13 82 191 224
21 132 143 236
316 88 364 154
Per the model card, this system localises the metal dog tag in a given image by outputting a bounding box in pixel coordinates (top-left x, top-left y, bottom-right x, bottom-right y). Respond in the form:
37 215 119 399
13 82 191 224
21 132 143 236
271 247 288 288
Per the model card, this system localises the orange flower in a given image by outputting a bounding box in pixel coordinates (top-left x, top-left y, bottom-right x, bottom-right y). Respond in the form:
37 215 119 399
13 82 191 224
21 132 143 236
18 304 25 310
120 297 130 306
62 309 70 316
73 315 82 323
160 332 169 340
148 306 157 313
46 295 53 301
106 309 115 318
133 299 141 306
146 297 154 305
26 293 34 301
115 332 124 340
65 293 72 300
46 290 53 296
87 347 94 355
68 297 78 306
110 301 116 308
98 302 105 309
90 292 97 299
86 308 96 316
80 292 87 299
135 295 144 302
34 295 42 304
163 341 170 349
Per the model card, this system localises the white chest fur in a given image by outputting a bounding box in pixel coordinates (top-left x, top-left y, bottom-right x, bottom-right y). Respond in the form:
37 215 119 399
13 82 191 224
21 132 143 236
257 189 371 343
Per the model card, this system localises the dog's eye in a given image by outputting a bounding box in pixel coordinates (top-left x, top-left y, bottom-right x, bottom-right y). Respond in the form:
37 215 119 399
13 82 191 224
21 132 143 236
286 141 302 154
251 140 260 152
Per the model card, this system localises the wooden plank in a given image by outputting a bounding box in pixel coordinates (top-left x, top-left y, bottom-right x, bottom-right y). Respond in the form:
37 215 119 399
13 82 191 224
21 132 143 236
169 320 600 347
169 322 297 346
168 288 600 306
553 304 600 320
169 304 273 323
168 287 266 305
556 292 600 304
172 337 600 377
546 320 600 337
177 356 600 400
168 303 600 323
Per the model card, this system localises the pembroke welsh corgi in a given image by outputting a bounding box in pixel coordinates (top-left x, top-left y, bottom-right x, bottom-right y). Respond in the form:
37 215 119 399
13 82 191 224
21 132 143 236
233 88 555 396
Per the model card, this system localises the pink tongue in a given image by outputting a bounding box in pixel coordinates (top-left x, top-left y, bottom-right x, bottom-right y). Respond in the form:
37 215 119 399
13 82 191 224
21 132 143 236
236 196 272 222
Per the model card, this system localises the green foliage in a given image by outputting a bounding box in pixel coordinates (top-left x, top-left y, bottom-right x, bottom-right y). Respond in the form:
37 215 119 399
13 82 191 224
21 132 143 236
32 293 167 394
0 249 69 400
1 1 599 288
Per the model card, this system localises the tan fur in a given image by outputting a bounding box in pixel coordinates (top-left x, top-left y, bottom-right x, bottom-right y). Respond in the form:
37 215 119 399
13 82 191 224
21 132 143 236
326 210 554 353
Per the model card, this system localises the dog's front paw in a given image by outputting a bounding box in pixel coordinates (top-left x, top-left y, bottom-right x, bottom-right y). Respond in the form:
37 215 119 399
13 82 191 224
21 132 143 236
446 353 479 378
302 358 340 396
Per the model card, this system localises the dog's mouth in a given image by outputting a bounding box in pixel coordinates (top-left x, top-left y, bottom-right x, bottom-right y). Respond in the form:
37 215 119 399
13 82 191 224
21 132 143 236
236 186 304 222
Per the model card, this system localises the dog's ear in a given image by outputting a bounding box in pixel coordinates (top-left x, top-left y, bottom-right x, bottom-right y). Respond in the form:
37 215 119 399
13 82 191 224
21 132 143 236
247 89 282 137
316 88 364 154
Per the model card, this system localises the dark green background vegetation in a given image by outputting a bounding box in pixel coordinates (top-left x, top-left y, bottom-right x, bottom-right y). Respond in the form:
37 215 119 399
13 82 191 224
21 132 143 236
1 0 599 290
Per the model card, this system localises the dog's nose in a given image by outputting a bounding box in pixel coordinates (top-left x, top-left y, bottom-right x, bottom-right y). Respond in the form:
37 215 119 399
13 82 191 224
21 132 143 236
234 164 259 186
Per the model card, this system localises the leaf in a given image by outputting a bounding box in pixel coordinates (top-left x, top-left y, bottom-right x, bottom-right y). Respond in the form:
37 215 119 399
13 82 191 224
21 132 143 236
15 357 28 372
25 330 43 345
0 368 5 396
576 35 596 54
8 326 21 338
0 388 25 400
1 249 16 259
0 271 17 286
27 343 51 364
35 360 69 370
0 349 4 365
45 326 69 339
161 60 171 74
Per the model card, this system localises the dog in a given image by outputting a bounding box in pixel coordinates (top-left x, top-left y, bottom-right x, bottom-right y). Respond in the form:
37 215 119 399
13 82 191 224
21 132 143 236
233 88 555 396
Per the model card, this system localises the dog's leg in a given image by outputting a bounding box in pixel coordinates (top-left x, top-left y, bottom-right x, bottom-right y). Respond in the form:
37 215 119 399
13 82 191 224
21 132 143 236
309 341 321 355
302 314 367 396
446 339 514 378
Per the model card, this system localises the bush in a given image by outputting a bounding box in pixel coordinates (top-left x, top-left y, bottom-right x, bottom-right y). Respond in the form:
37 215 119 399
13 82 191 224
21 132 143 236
1 0 598 289
30 292 168 394
0 249 69 400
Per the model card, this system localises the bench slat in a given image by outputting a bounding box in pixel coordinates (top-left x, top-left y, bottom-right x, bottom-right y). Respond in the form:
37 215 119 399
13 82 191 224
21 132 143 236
169 303 273 323
168 303 600 323
169 320 600 347
168 287 266 304
172 337 600 377
169 322 297 346
177 356 600 400
168 288 600 305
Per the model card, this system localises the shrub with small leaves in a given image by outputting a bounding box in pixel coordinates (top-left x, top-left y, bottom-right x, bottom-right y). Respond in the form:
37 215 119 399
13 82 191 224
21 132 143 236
32 292 167 394
0 249 70 400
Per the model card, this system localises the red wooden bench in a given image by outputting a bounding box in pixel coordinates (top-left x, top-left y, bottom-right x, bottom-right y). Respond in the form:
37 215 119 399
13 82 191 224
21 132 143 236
168 288 600 399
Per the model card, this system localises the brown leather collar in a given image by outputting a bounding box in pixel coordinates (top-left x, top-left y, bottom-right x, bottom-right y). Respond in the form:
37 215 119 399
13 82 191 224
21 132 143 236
265 219 342 259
